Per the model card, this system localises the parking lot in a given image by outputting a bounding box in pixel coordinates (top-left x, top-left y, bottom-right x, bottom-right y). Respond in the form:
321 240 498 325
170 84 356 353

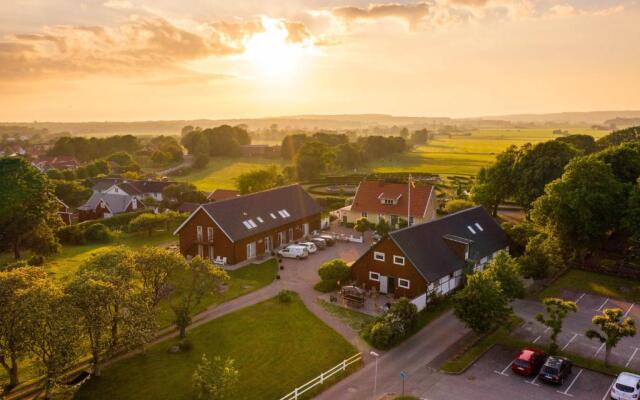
513 290 640 370
423 345 615 400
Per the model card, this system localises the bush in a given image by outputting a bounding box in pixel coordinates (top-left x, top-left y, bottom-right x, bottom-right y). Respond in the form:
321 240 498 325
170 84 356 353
277 290 294 303
443 199 474 214
361 298 418 349
56 224 87 245
85 223 117 243
27 255 45 266
314 280 338 293
318 259 351 287
178 338 193 352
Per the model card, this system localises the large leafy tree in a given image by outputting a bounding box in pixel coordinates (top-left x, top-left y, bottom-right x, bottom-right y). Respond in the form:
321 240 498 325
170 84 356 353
295 141 330 180
173 257 229 339
485 250 524 300
512 140 579 211
135 246 188 307
596 126 640 148
555 134 597 155
586 308 636 366
235 166 284 194
0 267 48 389
192 354 239 400
590 142 640 185
453 271 511 334
25 278 81 399
471 146 518 216
518 233 564 280
0 157 60 259
531 157 625 257
536 298 577 354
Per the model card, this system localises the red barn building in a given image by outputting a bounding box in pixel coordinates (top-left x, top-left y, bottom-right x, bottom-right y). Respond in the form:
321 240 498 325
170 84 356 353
175 185 322 265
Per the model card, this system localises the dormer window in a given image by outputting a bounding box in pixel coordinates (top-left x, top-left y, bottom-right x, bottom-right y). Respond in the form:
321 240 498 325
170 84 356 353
382 199 394 205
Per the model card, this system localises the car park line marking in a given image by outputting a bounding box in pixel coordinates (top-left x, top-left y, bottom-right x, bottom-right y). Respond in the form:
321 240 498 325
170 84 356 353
625 347 639 367
595 342 606 358
596 298 609 311
494 361 512 376
556 368 583 397
561 333 578 351
574 293 586 304
624 303 635 317
544 327 551 334
525 374 540 386
602 381 615 400
532 335 541 344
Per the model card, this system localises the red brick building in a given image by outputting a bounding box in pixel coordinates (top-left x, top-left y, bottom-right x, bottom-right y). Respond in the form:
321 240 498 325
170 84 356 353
175 185 322 265
350 206 509 299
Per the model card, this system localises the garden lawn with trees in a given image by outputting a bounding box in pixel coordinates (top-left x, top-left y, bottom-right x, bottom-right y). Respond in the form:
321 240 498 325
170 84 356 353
174 157 284 191
75 294 358 400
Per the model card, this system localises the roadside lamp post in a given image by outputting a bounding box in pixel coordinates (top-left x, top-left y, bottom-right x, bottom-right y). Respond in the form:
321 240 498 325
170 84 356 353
370 351 380 398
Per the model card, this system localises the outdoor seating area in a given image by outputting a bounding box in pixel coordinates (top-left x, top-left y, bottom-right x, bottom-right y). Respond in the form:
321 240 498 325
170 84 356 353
319 285 400 316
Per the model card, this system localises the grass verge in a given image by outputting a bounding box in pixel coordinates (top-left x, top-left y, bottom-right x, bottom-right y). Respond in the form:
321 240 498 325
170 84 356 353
75 293 358 400
538 269 640 303
318 299 376 331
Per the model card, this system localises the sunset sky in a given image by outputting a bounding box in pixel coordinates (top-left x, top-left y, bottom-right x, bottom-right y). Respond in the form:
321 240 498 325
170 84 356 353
1 0 639 121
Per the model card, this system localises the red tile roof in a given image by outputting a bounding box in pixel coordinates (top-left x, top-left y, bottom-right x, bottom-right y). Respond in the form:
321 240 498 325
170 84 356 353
350 180 433 218
207 189 240 202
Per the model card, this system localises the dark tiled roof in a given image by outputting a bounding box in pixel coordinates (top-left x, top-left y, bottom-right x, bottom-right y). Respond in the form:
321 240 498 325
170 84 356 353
90 178 174 194
389 206 509 282
350 180 433 218
128 180 175 194
197 184 322 242
177 202 201 213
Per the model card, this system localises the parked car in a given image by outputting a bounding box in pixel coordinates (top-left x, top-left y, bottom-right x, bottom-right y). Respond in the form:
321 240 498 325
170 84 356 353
310 237 327 249
538 356 572 385
511 348 547 376
278 245 309 259
317 234 335 246
611 372 640 400
299 242 318 254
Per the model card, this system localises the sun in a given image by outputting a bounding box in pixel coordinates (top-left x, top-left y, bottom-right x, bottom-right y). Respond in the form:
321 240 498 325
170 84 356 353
244 17 307 78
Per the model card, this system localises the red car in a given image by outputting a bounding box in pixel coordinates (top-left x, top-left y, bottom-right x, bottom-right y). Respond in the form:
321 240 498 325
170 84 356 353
511 348 547 376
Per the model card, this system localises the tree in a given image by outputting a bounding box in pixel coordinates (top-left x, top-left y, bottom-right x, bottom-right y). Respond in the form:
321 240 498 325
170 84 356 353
512 140 578 210
453 271 511 334
536 297 577 354
591 142 640 184
443 199 474 214
471 146 518 216
518 233 564 280
53 180 92 207
0 267 48 389
163 182 207 205
409 129 429 146
24 278 81 399
333 143 362 171
295 141 329 180
623 180 640 238
0 157 60 259
375 217 390 237
192 354 239 400
129 213 166 237
586 308 636 366
531 157 625 257
173 257 229 338
135 246 188 306
318 259 351 288
236 166 283 194
281 134 308 160
353 217 372 235
485 251 524 300
597 126 640 148
555 134 597 155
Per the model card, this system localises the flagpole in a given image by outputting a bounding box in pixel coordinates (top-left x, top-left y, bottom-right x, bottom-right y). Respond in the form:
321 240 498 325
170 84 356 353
407 174 411 227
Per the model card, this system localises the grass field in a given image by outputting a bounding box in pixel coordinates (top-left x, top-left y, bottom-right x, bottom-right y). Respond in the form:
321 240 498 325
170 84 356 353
174 157 284 191
364 128 610 177
538 269 640 303
75 294 358 400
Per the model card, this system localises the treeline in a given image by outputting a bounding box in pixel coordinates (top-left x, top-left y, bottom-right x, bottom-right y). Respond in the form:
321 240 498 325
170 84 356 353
181 125 251 168
472 126 640 276
48 135 140 162
281 133 407 180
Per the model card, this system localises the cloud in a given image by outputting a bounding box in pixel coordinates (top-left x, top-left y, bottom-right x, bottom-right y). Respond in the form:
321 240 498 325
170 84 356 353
139 72 235 86
545 3 624 18
331 2 431 31
548 3 577 18
0 15 314 83
103 0 134 10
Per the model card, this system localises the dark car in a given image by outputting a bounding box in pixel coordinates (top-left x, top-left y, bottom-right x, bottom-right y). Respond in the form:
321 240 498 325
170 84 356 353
511 348 547 377
318 235 336 246
311 237 327 249
538 356 572 385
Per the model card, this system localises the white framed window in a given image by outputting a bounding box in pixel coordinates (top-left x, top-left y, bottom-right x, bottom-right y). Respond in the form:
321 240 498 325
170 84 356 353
196 225 203 241
362 211 368 218
197 244 204 257
208 245 214 261
369 271 380 282
393 255 405 266
398 278 410 289
207 227 214 242
373 251 385 262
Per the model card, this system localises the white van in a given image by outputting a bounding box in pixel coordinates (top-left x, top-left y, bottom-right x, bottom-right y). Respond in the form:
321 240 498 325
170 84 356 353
278 245 309 259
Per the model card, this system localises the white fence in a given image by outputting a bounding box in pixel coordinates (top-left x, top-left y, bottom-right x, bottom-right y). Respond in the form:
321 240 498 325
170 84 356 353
279 353 362 400
411 292 427 312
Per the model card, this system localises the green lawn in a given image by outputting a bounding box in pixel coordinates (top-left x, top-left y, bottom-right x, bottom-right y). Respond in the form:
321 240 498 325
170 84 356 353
363 128 610 177
174 157 285 191
155 259 278 327
75 294 358 400
318 299 376 331
538 269 640 303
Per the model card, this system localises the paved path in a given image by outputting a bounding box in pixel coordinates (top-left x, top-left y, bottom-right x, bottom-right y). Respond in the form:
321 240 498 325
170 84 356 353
157 154 193 176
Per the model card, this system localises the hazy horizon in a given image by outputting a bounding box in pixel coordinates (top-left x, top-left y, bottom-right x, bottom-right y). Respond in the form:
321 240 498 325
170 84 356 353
1 0 639 121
